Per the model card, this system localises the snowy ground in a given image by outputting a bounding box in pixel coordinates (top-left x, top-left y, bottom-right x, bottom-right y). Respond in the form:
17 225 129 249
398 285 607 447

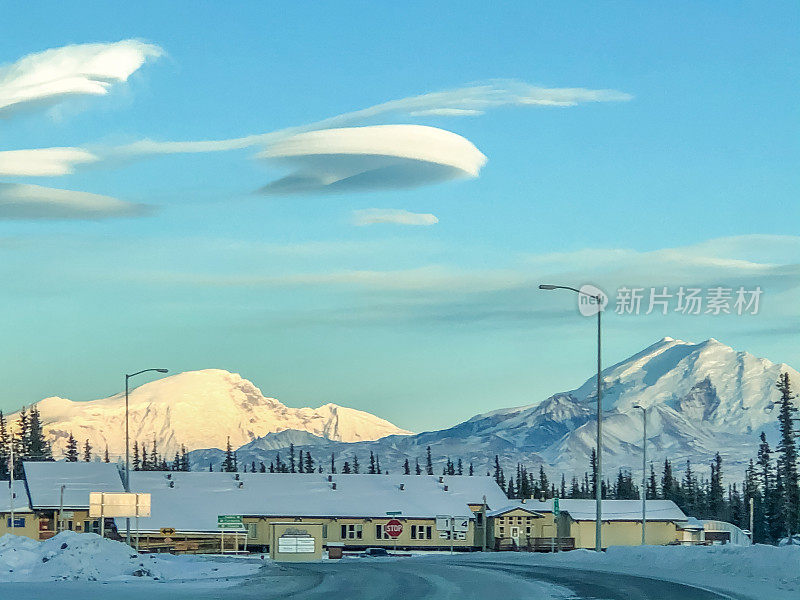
2 534 797 599
0 531 263 584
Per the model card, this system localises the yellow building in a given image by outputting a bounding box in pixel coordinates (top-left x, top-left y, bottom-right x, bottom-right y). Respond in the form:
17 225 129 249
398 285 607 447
128 471 508 552
0 481 37 539
488 498 688 550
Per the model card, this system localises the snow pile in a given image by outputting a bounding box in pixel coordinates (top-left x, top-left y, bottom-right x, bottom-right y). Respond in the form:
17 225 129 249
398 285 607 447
471 544 800 599
0 531 262 583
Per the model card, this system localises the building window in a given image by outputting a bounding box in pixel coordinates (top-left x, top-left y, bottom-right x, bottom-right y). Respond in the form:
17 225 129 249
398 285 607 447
341 524 362 540
517 516 522 524
83 520 99 534
499 527 504 535
476 513 483 526
247 523 257 539
410 525 432 540
526 517 531 523
526 527 531 534
376 525 391 540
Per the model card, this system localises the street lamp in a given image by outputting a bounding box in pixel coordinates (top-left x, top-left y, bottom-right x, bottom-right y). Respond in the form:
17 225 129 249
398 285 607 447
539 284 604 552
125 368 168 546
633 404 647 545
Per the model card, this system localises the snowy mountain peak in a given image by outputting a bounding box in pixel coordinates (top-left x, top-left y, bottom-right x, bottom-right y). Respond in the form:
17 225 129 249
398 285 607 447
9 369 411 460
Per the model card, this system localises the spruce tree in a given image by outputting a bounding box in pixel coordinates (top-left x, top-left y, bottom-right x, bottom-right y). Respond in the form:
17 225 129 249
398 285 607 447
468 462 474 476
259 462 266 473
352 454 360 474
65 433 79 462
0 411 10 480
299 450 305 473
775 373 799 538
590 449 598 498
172 452 181 471
709 453 725 520
649 462 659 501
415 458 422 475
368 451 376 474
330 452 336 474
342 461 351 474
141 445 149 471
103 445 110 463
289 443 296 473
304 451 314 474
133 441 140 471
222 437 236 472
457 458 463 476
403 458 410 475
425 446 433 475
26 406 52 461
83 439 92 462
539 465 549 498
376 455 381 474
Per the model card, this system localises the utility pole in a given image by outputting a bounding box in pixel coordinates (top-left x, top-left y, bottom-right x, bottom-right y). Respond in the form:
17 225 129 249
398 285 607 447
9 429 14 533
749 497 754 543
633 405 647 545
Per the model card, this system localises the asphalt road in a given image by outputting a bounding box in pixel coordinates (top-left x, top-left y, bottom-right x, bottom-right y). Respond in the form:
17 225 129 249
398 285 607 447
3 557 751 600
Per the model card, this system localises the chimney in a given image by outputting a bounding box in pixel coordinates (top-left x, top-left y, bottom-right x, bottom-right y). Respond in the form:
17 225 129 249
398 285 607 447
399 483 405 491
331 482 337 490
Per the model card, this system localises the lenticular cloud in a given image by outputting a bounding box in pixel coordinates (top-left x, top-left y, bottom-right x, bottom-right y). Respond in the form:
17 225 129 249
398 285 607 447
0 40 162 117
0 183 149 220
257 125 487 194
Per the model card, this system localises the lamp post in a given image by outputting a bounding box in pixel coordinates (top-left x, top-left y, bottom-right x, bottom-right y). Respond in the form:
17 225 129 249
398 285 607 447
125 368 168 546
539 284 604 552
633 404 647 545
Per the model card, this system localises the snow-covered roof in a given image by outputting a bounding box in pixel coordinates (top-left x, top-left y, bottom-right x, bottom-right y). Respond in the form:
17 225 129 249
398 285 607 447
487 504 544 518
23 461 124 509
495 499 687 522
129 472 508 532
677 516 704 530
0 481 32 513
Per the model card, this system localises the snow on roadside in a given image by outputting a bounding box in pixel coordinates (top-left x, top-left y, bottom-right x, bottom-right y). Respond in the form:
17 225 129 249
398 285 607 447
0 531 263 583
459 544 800 600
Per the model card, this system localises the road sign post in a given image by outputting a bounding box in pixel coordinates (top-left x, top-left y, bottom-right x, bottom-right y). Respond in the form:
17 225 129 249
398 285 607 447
386 512 402 552
218 515 245 554
553 498 560 553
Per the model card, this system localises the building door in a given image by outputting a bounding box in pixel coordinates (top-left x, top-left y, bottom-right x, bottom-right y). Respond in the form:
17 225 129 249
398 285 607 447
510 526 520 547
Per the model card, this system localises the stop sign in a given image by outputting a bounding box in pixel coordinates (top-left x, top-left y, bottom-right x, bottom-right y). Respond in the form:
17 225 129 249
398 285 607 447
385 519 403 538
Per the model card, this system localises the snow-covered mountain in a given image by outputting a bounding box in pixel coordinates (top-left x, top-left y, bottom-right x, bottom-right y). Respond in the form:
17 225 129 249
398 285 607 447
190 338 798 479
9 369 411 459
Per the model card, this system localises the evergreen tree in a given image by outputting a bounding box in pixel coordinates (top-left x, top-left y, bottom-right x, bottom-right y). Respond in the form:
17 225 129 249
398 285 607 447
403 458 410 475
560 474 567 499
415 458 422 475
65 433 79 462
222 437 237 472
369 451 376 474
506 476 515 498
570 476 581 498
590 449 598 498
457 458 463 476
289 443 296 473
376 455 382 474
83 439 92 462
180 445 190 471
172 452 181 471
493 455 505 489
133 441 140 471
757 432 775 541
269 462 275 473
259 462 266 473
468 462 474 476
649 462 659 500
661 459 677 502
209 462 213 472
352 454 360 474
305 451 314 474
539 466 549 498
141 445 149 471
330 452 336 474
342 461 351 474
709 453 725 520
0 411 10 480
150 438 159 471
103 445 110 463
744 459 764 542
682 460 697 514
425 446 433 475
775 373 799 538
25 406 52 461
299 450 305 473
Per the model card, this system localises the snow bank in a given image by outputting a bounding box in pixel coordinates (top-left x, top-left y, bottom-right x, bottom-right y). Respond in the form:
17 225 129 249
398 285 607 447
465 544 800 600
0 531 263 583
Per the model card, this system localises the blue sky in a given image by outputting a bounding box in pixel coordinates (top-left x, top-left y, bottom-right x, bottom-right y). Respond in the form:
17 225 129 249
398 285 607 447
1 2 798 432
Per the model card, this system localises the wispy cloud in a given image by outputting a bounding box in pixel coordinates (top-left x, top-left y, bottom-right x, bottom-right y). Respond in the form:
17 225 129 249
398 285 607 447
0 40 163 117
0 183 150 220
258 125 486 194
0 148 99 176
352 208 438 227
104 79 632 160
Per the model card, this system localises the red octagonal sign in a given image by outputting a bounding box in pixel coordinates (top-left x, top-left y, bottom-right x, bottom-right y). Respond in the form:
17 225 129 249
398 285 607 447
385 519 403 538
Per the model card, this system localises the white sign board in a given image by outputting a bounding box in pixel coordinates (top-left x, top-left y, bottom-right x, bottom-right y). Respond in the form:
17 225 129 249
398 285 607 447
278 536 315 554
89 492 151 518
452 516 470 533
435 515 452 531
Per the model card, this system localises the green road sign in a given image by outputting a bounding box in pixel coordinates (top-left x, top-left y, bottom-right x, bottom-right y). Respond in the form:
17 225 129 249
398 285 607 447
217 515 245 530
553 498 560 516
385 511 402 516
